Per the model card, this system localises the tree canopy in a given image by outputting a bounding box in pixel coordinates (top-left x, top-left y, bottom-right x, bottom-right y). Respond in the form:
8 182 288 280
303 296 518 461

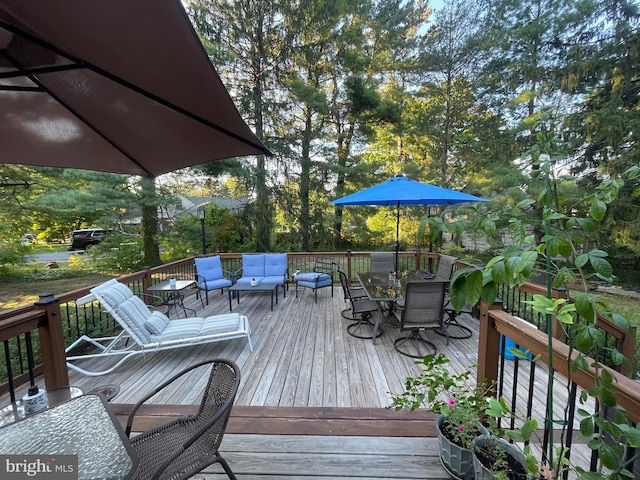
1 0 638 268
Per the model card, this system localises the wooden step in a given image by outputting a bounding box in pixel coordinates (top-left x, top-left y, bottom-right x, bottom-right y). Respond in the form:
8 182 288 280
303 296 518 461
112 404 437 437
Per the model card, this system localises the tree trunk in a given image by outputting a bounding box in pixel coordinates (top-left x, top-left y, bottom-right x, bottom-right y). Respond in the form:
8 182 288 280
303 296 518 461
140 177 161 266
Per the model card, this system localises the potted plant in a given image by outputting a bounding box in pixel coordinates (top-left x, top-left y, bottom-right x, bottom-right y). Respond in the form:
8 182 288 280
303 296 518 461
427 110 640 479
389 354 495 479
472 434 529 480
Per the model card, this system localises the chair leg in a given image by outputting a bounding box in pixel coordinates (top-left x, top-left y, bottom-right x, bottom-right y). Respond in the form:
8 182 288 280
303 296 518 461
196 290 204 309
394 331 437 358
216 452 238 480
437 310 472 341
347 313 383 340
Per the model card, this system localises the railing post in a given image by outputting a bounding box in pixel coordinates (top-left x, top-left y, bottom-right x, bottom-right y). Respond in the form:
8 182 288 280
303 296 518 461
34 293 69 389
346 250 353 281
551 287 567 340
142 266 152 305
620 324 637 378
477 299 503 393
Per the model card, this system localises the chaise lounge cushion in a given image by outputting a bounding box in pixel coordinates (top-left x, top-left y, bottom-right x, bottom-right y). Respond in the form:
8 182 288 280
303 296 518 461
144 311 171 335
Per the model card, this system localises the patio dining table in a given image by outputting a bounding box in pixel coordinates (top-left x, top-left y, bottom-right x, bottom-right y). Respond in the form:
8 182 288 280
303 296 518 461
355 271 449 344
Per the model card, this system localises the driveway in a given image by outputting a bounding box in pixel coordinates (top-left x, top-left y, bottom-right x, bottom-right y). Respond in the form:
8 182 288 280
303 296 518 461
27 251 84 263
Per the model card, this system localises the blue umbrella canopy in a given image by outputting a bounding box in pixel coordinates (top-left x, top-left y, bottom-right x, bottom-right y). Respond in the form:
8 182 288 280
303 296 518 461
331 175 489 271
331 175 488 206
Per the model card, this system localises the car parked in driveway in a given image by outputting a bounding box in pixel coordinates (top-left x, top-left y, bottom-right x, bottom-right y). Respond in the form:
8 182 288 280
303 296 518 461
68 229 109 251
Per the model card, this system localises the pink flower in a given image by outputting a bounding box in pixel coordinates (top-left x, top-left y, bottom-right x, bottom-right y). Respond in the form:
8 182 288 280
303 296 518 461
447 399 456 407
458 426 465 433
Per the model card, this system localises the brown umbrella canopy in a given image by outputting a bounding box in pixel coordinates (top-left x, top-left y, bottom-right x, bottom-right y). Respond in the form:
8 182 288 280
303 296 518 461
0 0 270 178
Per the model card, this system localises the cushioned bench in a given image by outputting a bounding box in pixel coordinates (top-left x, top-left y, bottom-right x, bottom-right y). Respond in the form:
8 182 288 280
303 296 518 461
235 253 289 297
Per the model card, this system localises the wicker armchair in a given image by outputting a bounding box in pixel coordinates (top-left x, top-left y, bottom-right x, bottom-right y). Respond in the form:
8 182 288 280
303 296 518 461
125 359 240 480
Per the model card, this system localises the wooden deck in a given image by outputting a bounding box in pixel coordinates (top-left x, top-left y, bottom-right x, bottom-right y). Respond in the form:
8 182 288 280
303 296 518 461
68 284 482 408
66 284 481 479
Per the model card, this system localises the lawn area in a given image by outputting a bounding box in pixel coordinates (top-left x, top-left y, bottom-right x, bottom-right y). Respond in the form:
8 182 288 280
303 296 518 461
0 268 112 311
31 243 69 254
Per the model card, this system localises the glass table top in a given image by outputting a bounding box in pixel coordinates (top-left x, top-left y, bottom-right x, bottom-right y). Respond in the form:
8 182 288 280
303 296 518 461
356 270 449 301
0 394 137 480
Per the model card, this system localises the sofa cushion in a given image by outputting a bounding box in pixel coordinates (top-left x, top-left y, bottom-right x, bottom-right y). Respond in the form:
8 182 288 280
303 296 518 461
265 253 287 277
241 254 265 278
236 276 264 285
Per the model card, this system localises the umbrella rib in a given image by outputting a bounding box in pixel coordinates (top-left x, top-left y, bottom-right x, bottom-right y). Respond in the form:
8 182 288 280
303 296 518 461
0 20 272 157
1 46 152 177
0 64 80 80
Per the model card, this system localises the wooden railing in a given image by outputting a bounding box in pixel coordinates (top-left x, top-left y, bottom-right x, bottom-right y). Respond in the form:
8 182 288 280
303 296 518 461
0 250 439 398
2 252 637 411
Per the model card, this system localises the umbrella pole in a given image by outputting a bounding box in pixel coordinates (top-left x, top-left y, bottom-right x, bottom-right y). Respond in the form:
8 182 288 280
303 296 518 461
395 202 400 274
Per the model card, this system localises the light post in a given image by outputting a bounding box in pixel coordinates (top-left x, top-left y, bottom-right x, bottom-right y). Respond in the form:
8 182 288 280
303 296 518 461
197 205 207 254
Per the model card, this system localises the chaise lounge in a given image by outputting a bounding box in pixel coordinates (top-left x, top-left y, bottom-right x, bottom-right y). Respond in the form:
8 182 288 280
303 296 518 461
66 279 253 376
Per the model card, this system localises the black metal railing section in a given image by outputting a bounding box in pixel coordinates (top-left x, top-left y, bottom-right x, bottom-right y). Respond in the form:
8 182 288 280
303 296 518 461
478 304 640 479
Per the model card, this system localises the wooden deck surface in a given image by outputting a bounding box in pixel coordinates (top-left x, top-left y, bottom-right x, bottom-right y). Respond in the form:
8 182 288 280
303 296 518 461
68 284 482 408
65 283 479 479
16 282 593 479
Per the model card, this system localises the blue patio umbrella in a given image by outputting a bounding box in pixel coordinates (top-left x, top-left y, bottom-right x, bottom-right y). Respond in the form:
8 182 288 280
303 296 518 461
331 175 489 272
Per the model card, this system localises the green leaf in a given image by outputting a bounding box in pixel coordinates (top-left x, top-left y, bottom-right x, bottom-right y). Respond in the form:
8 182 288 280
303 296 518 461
625 426 640 448
490 261 505 284
590 198 606 220
590 256 613 278
575 217 597 232
575 253 588 268
481 281 498 305
580 417 594 437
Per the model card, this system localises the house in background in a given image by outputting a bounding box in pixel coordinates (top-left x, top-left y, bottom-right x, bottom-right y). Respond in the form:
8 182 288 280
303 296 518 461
121 194 250 230
176 195 249 218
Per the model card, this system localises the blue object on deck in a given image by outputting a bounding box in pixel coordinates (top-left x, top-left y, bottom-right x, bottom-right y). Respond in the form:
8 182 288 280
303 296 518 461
499 334 532 360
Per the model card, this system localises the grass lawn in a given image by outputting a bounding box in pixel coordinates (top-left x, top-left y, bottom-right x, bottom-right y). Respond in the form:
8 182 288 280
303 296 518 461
31 243 69 254
0 273 113 310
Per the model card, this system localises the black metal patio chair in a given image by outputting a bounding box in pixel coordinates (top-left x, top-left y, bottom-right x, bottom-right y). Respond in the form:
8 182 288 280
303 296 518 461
295 257 335 303
394 281 447 358
125 359 240 480
338 268 381 339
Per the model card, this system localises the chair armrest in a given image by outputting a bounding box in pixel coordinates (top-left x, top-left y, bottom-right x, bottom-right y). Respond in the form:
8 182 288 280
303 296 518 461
125 360 218 437
195 272 207 289
222 269 235 283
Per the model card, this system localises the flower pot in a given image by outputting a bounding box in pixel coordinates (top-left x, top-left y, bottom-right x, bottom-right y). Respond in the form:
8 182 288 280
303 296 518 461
472 435 528 480
437 414 488 480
